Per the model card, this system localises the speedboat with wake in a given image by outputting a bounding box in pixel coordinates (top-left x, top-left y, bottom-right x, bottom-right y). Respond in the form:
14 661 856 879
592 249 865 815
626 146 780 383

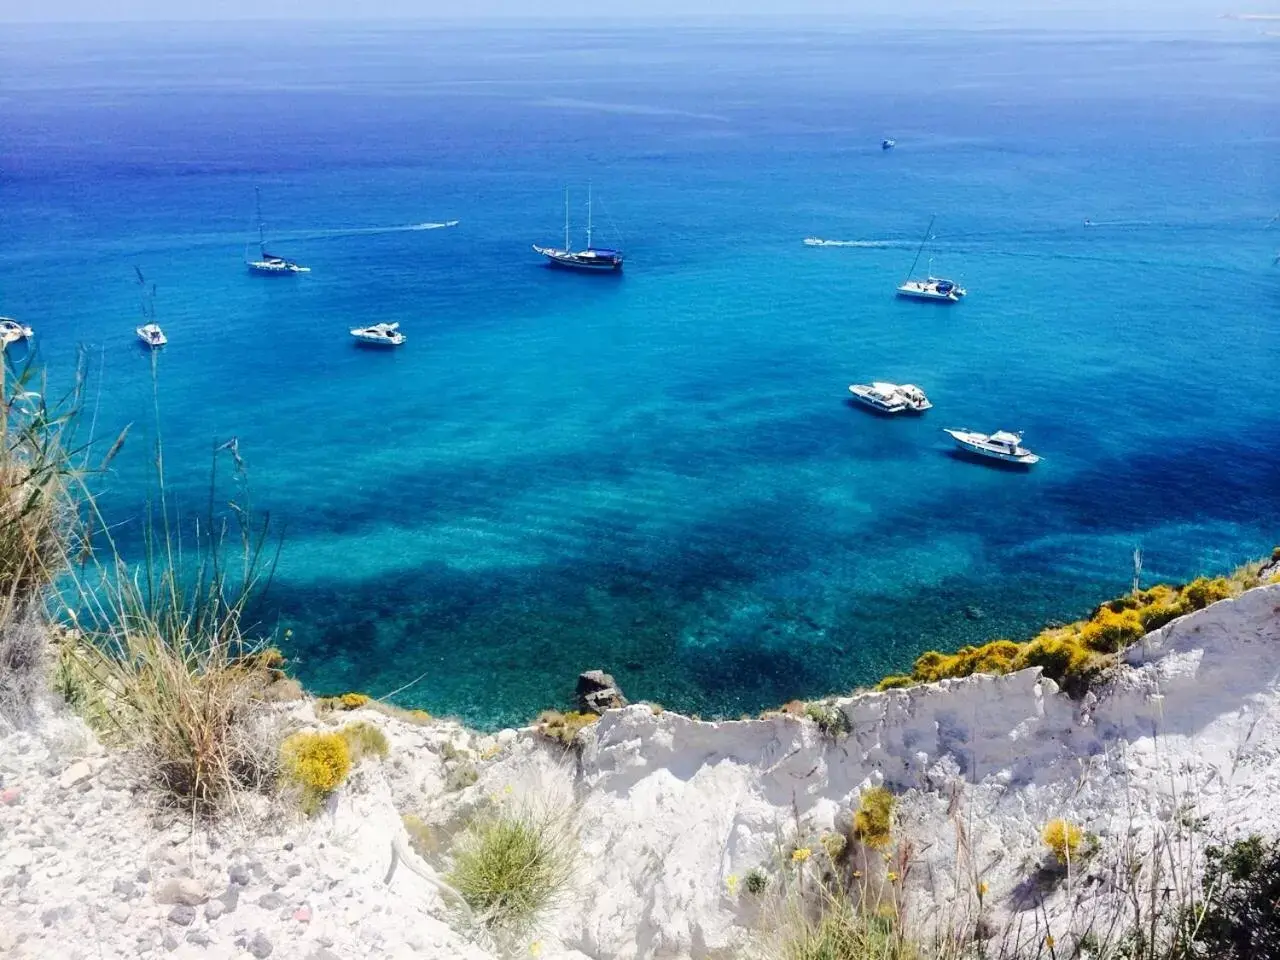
136 323 167 348
350 322 405 346
533 184 623 272
0 318 33 348
896 215 965 302
848 381 932 414
944 428 1039 465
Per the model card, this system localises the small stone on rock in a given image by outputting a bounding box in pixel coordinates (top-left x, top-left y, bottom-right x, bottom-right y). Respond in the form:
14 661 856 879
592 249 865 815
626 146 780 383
204 899 226 921
248 932 273 958
286 864 301 878
307 951 341 960
257 892 285 910
283 842 294 852
185 931 213 947
167 905 196 926
136 867 152 883
293 906 312 923
162 932 179 952
228 864 251 886
0 787 20 806
112 878 138 900
218 886 240 913
58 760 93 789
156 877 207 906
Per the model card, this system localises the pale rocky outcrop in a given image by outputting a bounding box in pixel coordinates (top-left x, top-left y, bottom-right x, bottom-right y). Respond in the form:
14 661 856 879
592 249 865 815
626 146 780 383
1 583 1278 958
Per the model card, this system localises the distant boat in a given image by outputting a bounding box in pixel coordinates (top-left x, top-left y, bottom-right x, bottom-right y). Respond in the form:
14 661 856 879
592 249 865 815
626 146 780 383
944 428 1040 465
246 188 310 276
350 322 405 346
848 381 931 414
0 318 33 349
132 267 167 349
136 323 167 348
896 216 965 303
533 184 623 272
881 139 897 150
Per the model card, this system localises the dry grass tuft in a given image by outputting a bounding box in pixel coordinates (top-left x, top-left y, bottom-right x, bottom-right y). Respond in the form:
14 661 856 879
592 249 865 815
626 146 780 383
339 720 390 763
534 709 599 746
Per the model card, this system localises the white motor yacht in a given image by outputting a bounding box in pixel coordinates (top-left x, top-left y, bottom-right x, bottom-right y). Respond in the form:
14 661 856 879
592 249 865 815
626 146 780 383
0 318 33 348
350 322 406 346
848 381 932 414
944 428 1040 465
136 323 167 348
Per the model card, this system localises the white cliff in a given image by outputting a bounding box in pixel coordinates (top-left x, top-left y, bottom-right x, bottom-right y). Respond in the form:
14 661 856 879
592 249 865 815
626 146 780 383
2 583 1279 959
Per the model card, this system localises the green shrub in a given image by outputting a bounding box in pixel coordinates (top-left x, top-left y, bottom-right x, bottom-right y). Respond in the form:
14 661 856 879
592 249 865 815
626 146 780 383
852 786 895 850
445 761 479 792
339 721 389 763
448 807 576 932
804 702 852 738
1042 818 1083 863
876 675 914 692
777 891 907 960
1194 835 1280 958
1181 576 1232 612
281 731 351 814
744 867 769 895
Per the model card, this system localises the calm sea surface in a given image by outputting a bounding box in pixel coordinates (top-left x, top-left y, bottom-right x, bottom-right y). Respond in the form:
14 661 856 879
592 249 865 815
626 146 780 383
1 21 1277 726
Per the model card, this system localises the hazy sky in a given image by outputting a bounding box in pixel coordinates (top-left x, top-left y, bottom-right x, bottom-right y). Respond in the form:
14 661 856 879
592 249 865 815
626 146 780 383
0 0 1248 24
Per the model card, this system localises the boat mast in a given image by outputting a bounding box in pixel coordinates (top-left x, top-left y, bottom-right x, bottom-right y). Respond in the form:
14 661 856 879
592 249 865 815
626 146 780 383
904 214 935 282
255 187 266 254
564 187 571 253
586 181 593 250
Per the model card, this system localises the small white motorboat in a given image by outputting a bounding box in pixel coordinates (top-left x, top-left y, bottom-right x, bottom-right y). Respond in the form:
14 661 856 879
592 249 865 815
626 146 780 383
944 428 1040 465
350 322 405 346
881 138 896 150
136 323 167 348
0 318 33 348
848 381 932 414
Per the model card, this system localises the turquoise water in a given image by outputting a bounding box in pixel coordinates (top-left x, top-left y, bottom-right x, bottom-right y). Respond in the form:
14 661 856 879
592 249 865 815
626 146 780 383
1 22 1277 726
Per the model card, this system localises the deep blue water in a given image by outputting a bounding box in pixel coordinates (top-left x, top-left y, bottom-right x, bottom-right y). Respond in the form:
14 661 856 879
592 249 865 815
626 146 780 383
1 21 1278 727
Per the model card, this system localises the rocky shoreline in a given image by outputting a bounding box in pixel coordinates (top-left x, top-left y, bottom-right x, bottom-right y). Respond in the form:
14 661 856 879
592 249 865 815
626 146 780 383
3 580 1280 958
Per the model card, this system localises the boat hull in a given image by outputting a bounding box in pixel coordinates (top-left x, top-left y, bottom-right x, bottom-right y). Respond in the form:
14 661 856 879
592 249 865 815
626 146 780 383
246 262 310 276
533 246 623 272
896 287 961 303
944 432 1039 466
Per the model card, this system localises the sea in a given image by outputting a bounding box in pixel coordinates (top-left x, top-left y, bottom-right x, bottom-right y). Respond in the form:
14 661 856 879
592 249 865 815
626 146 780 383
1 18 1277 727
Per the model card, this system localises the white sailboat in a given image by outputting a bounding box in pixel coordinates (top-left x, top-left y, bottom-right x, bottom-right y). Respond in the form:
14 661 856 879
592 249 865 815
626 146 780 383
897 216 965 302
132 267 167 348
533 184 624 272
245 188 310 276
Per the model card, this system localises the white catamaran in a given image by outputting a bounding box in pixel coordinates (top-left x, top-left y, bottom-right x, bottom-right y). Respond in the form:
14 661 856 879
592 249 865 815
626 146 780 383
897 216 965 302
533 184 624 272
245 188 310 276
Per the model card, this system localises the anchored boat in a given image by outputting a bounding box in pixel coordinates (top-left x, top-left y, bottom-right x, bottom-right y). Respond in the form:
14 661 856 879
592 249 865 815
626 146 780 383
897 216 965 302
944 429 1040 465
350 322 406 346
533 184 623 272
246 188 310 276
0 318 33 348
848 382 932 414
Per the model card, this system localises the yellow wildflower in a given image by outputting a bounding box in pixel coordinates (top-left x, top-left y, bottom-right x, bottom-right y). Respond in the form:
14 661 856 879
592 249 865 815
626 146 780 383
978 881 989 899
529 942 543 957
1045 934 1055 949
887 871 899 883
725 874 739 896
791 847 812 864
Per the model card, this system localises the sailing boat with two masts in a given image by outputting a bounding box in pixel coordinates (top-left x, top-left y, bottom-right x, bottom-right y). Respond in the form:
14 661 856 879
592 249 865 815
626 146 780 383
896 215 964 302
245 188 310 276
533 184 624 272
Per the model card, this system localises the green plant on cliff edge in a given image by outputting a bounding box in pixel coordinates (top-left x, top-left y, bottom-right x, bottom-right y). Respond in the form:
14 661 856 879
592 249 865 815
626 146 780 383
448 804 576 934
62 354 284 813
0 357 96 728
